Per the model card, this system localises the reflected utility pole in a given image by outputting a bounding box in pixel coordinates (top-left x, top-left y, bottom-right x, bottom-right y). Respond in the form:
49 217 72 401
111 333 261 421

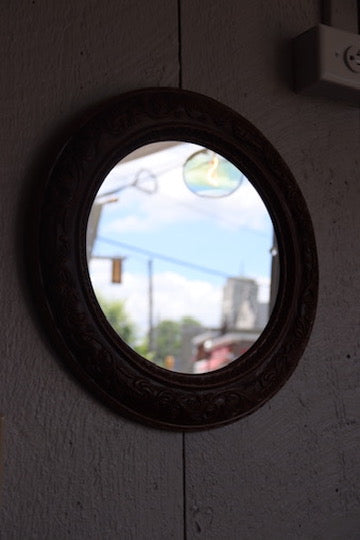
269 233 279 315
148 259 154 352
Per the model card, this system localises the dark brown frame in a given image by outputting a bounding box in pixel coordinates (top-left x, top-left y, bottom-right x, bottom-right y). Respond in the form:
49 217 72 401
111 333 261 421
35 88 318 430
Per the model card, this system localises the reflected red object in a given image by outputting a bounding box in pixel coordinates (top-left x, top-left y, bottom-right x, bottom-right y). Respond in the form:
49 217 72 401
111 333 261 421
207 345 232 371
192 333 258 373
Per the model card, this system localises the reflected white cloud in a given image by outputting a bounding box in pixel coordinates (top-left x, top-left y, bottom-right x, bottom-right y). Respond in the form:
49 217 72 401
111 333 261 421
90 259 222 337
98 142 271 237
89 259 270 339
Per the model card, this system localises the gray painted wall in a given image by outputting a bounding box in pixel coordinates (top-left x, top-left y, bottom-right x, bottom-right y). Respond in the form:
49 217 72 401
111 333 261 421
0 1 359 538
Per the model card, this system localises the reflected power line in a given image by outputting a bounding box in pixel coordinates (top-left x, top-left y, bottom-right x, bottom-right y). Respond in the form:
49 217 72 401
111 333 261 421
96 236 231 278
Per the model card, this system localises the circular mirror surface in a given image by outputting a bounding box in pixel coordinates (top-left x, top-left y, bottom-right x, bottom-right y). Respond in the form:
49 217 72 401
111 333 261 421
87 141 278 374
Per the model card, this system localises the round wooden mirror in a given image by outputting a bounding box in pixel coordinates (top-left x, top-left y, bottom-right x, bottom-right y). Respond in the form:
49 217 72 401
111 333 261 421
34 88 318 430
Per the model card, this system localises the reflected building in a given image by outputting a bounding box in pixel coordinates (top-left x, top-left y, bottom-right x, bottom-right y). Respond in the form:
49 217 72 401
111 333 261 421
191 277 270 373
221 277 268 331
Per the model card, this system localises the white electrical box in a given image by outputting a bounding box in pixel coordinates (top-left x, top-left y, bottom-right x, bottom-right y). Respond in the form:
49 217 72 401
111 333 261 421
293 24 360 106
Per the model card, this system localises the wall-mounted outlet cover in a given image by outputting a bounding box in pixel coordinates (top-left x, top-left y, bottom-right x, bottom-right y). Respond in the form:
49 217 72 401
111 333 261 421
293 24 360 106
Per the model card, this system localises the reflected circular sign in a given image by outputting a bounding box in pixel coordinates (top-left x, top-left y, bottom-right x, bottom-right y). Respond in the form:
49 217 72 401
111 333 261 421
183 149 243 197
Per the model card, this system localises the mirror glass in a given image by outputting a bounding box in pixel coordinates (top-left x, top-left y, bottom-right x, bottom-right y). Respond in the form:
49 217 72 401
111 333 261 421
87 142 278 373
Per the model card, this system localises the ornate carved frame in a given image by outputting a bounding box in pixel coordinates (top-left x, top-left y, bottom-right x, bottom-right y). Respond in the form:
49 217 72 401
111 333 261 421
35 88 318 430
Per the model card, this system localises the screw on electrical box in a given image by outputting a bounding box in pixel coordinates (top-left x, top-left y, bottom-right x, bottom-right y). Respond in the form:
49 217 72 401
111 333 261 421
345 46 360 73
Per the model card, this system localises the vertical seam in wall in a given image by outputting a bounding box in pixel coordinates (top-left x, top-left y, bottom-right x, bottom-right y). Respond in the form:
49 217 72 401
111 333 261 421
322 0 360 31
177 0 183 89
179 0 185 535
321 0 328 24
182 431 187 540
177 0 187 540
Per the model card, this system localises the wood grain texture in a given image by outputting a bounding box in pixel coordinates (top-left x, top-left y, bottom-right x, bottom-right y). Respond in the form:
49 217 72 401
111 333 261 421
0 0 359 538
182 1 360 538
0 2 183 538
322 0 359 32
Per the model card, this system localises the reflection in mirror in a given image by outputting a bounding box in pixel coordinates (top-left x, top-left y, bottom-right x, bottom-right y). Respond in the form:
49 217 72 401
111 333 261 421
183 148 243 197
87 142 277 374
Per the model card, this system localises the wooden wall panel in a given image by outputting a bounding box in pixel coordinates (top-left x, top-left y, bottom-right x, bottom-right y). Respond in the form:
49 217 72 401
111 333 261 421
1 1 360 538
182 1 360 538
0 2 183 538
